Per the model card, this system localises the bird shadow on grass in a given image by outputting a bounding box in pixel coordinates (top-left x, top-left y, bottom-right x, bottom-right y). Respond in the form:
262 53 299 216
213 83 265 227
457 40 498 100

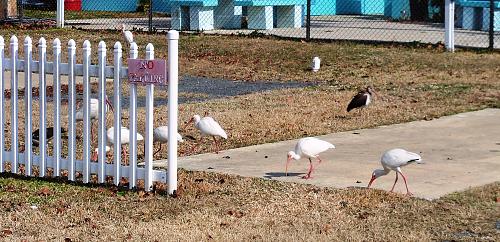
263 172 304 179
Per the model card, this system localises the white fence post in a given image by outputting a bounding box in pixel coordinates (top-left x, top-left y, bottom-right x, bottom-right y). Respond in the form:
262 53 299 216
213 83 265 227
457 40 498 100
10 36 19 174
144 44 155 192
24 36 33 176
97 41 107 183
113 42 122 186
445 0 455 52
167 30 179 195
68 39 76 181
0 36 4 173
38 37 47 177
129 43 139 189
82 40 91 183
53 38 62 176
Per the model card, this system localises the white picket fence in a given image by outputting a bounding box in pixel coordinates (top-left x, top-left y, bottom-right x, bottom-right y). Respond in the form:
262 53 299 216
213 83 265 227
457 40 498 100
0 31 179 194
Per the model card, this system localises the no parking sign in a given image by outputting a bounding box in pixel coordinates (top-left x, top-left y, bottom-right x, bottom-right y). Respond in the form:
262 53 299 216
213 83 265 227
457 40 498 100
127 59 167 86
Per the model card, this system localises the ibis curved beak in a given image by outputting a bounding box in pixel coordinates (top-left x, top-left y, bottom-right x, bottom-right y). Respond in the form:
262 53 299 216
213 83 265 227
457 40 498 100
91 150 98 162
183 117 194 130
367 175 376 188
105 96 114 113
285 156 292 176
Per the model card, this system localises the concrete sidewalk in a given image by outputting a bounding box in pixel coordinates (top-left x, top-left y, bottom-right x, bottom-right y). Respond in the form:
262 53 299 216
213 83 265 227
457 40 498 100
154 109 500 200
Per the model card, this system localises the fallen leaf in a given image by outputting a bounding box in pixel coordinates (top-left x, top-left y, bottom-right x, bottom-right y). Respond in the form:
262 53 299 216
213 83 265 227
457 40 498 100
38 187 52 196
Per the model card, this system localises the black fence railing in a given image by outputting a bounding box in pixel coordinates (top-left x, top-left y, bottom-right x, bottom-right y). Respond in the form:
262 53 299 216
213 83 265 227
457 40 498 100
4 0 499 49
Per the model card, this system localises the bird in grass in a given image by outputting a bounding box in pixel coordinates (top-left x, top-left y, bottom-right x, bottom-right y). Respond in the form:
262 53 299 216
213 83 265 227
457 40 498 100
347 86 376 112
75 96 114 143
184 114 227 154
285 137 335 179
121 24 134 45
32 127 67 147
106 126 144 162
367 148 423 196
153 126 184 156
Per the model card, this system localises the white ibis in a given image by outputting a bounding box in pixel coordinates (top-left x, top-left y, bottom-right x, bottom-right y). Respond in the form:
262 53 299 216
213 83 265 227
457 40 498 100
285 137 335 179
153 126 184 156
75 97 113 142
121 24 134 44
32 127 67 147
106 126 144 161
367 148 423 196
185 114 227 154
347 86 376 112
90 145 111 162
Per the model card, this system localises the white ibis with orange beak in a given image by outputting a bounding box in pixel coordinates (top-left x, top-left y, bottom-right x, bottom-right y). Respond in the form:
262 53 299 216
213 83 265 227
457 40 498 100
285 137 335 179
75 96 113 142
185 114 227 154
153 126 184 156
367 148 423 196
106 126 144 161
347 86 376 112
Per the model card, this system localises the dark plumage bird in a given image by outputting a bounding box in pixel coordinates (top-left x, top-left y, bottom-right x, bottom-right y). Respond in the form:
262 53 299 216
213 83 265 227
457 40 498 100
32 127 67 147
347 86 375 112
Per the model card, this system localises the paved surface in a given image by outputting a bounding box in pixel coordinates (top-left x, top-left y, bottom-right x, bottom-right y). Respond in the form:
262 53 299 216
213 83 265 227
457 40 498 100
66 15 499 49
152 109 500 200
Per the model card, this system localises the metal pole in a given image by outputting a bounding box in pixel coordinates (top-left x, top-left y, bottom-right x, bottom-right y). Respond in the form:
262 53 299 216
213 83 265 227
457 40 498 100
306 0 311 41
56 0 64 28
18 0 24 21
149 0 153 33
489 0 494 49
445 0 455 52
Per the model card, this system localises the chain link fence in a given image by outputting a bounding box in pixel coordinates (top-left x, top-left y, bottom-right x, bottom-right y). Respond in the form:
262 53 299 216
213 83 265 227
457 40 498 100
4 0 499 49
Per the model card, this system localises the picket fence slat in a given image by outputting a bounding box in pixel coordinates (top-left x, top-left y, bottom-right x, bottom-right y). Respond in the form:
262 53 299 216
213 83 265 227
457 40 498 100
53 38 62 177
10 36 19 174
97 41 106 183
82 40 91 183
24 36 33 176
0 36 5 173
128 43 138 189
113 42 122 186
38 37 47 177
68 39 77 181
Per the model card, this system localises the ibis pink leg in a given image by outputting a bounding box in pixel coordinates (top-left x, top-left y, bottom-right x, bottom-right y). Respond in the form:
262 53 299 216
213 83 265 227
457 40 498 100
213 136 219 154
121 145 127 165
390 172 399 192
302 158 314 179
397 171 412 196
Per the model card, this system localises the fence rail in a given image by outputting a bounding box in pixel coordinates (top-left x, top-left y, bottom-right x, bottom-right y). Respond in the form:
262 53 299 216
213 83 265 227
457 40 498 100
0 31 180 194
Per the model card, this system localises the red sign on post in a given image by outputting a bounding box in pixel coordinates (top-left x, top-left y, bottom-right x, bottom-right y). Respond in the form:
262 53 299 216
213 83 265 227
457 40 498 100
128 59 167 86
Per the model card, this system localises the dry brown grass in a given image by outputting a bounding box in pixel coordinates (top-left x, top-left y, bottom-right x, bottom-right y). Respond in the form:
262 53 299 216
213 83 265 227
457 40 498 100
0 172 498 241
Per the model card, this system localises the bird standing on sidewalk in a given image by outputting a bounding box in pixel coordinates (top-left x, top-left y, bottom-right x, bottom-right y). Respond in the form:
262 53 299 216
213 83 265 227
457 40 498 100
285 137 335 179
367 148 423 196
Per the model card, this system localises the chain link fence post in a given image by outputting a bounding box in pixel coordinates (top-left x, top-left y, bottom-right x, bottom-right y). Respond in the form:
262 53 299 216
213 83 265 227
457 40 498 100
489 0 495 49
306 0 311 41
